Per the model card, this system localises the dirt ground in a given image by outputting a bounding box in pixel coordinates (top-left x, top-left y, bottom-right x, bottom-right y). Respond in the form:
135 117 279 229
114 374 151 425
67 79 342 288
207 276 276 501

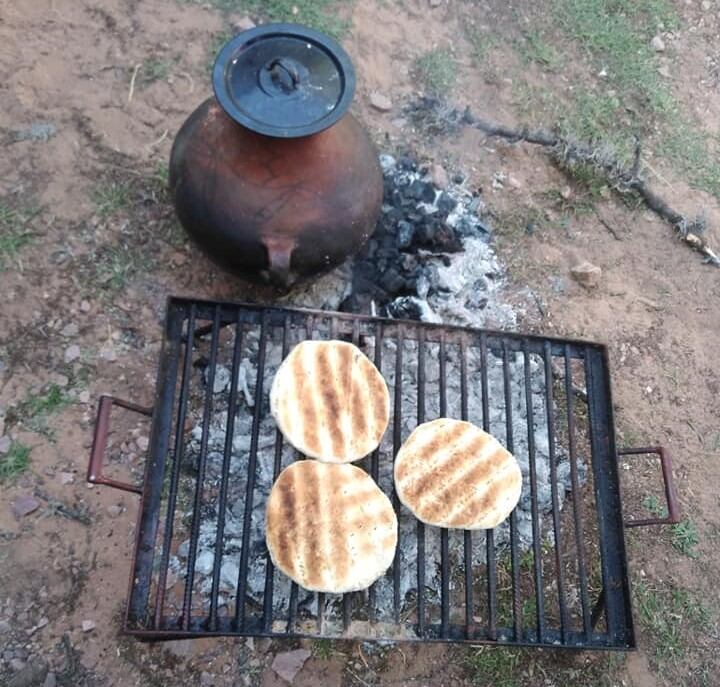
1 0 719 685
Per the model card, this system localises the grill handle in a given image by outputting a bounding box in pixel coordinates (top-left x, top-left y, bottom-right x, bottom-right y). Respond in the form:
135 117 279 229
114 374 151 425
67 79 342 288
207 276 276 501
619 446 680 528
87 395 153 495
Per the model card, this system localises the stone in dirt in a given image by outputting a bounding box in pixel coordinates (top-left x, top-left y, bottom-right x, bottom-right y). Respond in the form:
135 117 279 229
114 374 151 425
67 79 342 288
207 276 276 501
0 435 11 454
429 163 449 189
78 390 90 404
136 436 150 451
80 300 91 312
369 92 393 112
81 620 95 632
64 345 80 363
651 35 665 52
12 122 57 143
107 505 123 518
12 494 40 518
233 16 256 32
59 472 74 485
200 672 214 687
43 674 56 687
7 659 47 687
60 322 79 337
571 261 602 288
507 175 523 189
271 649 311 683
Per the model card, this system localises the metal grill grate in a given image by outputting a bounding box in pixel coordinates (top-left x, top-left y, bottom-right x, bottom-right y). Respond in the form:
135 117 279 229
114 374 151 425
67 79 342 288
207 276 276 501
100 297 639 649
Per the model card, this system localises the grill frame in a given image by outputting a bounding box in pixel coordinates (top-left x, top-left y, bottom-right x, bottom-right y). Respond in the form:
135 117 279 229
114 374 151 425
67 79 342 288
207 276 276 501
95 296 647 650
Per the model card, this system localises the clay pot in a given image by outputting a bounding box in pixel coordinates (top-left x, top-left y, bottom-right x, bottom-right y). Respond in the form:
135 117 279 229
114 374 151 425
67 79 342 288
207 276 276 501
168 24 383 288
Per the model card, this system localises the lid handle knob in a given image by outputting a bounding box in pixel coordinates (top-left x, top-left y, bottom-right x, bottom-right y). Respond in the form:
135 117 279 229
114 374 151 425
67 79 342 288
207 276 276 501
266 58 301 94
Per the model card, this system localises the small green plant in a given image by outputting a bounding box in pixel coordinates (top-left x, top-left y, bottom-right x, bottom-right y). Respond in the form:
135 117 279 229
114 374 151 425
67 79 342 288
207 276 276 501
17 384 70 438
517 31 562 70
137 58 172 87
21 384 69 418
0 202 37 270
193 0 349 38
466 27 498 64
519 549 534 572
671 519 700 558
415 48 457 95
642 495 667 518
94 243 152 291
311 638 333 659
206 29 233 72
521 597 537 627
0 442 31 482
556 0 677 115
464 647 520 687
635 582 709 660
93 182 131 218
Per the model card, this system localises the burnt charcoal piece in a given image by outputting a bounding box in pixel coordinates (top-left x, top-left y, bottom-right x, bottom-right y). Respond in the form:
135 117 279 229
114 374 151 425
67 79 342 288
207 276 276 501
379 267 407 295
365 239 379 258
428 224 463 253
397 155 418 171
466 292 489 310
407 179 436 204
436 192 457 216
473 277 488 291
401 253 419 272
415 220 438 245
385 296 425 321
397 220 415 248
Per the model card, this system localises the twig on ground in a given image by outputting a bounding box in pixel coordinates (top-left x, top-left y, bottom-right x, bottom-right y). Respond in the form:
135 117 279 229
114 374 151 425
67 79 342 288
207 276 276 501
146 129 169 150
346 668 372 687
593 209 623 241
406 97 720 267
128 63 141 104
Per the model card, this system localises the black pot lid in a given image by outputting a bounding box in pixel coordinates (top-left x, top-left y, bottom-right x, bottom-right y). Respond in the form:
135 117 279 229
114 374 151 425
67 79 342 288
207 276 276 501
212 23 356 138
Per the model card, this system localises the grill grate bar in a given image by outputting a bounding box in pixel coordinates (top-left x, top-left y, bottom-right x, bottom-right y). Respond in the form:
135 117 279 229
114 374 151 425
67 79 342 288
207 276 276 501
523 340 546 642
234 311 269 629
480 333 497 640
585 346 633 644
182 305 221 629
341 319 362 631
502 342 522 641
154 304 196 629
565 345 592 638
367 322 384 624
460 337 473 639
263 315 291 632
416 327 426 636
543 342 569 640
439 334 450 638
209 311 245 630
391 324 404 623
286 317 316 632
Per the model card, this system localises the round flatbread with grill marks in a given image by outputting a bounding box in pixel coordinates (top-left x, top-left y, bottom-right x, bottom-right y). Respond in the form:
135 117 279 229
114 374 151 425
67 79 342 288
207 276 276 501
394 418 522 530
270 340 390 463
265 460 398 593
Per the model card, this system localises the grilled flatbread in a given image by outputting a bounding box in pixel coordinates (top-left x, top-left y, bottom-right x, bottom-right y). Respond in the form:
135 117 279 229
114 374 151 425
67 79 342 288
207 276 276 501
270 340 390 463
394 418 522 530
265 460 398 593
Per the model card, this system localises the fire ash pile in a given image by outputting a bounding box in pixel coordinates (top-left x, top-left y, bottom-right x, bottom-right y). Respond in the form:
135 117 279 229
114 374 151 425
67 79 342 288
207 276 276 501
341 154 516 330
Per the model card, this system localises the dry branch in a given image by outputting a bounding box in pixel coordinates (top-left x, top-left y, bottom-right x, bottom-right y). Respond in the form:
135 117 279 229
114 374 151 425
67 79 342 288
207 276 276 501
406 98 720 267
